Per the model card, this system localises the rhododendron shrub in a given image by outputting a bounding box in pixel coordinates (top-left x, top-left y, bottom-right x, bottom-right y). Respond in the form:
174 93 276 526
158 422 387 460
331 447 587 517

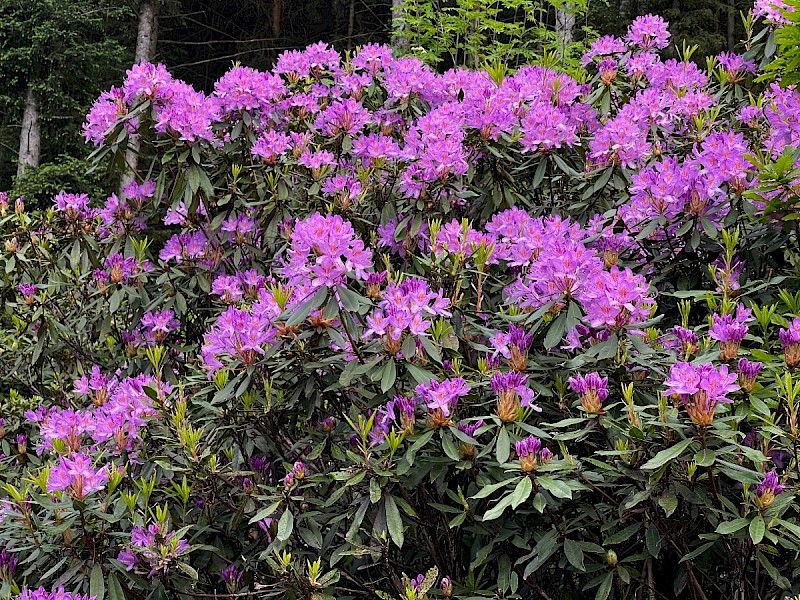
4 12 800 600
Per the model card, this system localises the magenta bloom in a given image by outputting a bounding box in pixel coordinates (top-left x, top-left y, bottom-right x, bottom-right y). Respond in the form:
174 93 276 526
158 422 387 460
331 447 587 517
626 15 671 50
281 213 373 290
415 378 470 418
515 435 552 471
140 309 180 344
19 588 96 600
779 317 800 367
664 362 739 426
47 453 109 499
737 358 763 393
491 371 541 413
709 304 752 361
568 372 609 414
755 470 785 509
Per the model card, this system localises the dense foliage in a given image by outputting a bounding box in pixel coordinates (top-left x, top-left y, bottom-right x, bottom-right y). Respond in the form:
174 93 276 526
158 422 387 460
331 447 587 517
3 6 800 600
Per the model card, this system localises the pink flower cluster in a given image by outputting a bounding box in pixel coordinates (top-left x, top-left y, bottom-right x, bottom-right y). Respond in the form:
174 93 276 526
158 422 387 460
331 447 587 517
118 522 191 578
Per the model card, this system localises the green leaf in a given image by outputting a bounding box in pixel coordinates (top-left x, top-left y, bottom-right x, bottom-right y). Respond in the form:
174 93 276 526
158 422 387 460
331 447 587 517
640 438 693 470
496 426 510 463
605 523 641 545
536 475 572 499
657 490 678 517
595 572 613 600
106 574 125 600
716 518 749 535
472 478 517 499
385 495 404 548
483 494 516 521
511 477 532 509
694 449 716 467
277 509 294 541
380 359 396 393
749 514 766 545
90 565 105 600
645 524 661 558
249 501 280 524
564 539 585 571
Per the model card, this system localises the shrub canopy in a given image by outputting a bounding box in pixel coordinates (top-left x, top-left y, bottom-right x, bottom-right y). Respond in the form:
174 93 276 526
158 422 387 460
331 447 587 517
3 9 800 600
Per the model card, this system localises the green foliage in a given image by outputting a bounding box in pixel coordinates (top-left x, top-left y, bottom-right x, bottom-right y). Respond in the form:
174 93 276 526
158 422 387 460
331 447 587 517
762 0 800 84
0 0 132 188
11 156 112 211
398 0 593 72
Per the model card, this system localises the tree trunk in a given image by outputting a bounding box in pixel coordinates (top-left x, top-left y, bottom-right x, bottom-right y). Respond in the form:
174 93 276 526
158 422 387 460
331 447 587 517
135 1 159 63
555 5 576 46
392 0 409 52
727 0 736 51
17 87 41 179
619 0 632 22
347 0 356 51
120 1 159 195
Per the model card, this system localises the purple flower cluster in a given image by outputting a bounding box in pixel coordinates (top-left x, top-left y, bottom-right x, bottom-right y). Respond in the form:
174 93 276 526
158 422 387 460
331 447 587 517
515 435 552 472
47 453 109 500
27 370 163 454
779 317 800 367
364 278 451 353
281 213 372 291
489 324 533 372
118 521 191 577
737 358 763 393
709 304 753 361
755 470 785 509
568 372 609 414
491 372 540 422
19 588 95 600
664 362 740 427
415 378 470 423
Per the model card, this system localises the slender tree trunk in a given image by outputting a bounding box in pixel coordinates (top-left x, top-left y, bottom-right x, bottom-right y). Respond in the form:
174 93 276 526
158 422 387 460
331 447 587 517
270 0 282 63
619 0 632 22
347 0 356 51
727 0 736 51
120 1 159 195
135 2 159 63
555 4 576 47
17 87 41 179
392 0 409 52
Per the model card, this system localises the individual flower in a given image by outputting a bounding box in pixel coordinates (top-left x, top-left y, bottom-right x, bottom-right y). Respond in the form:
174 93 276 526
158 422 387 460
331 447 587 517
47 453 109 500
515 435 552 472
779 317 800 368
664 362 740 427
737 358 763 393
754 470 785 510
220 564 243 591
568 372 609 414
709 304 752 361
415 378 470 425
492 372 540 422
626 14 671 50
489 324 533 372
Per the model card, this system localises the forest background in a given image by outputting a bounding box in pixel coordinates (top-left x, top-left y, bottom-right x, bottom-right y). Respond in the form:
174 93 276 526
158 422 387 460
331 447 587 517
0 0 750 203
